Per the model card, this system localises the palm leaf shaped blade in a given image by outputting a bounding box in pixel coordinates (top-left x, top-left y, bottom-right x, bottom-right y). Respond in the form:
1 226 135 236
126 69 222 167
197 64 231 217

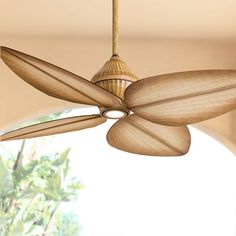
107 114 191 156
0 115 106 141
125 70 236 125
0 47 123 108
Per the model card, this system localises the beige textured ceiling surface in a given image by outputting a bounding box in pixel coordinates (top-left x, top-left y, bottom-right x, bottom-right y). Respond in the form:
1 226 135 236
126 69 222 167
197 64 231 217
0 0 236 39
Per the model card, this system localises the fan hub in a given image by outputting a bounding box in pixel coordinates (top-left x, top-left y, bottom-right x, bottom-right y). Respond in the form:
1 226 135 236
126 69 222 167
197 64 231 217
92 56 137 119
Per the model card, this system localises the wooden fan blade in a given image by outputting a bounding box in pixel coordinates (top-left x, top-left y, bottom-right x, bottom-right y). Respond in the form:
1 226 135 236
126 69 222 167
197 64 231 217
107 114 190 156
125 70 236 125
0 47 123 108
0 115 106 141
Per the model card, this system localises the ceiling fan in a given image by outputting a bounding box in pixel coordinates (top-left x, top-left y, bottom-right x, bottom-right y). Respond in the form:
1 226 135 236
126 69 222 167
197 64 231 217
1 0 236 156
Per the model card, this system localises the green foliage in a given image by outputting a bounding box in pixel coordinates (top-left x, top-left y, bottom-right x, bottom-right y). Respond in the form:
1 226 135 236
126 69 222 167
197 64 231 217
0 156 14 198
0 148 81 236
52 211 80 236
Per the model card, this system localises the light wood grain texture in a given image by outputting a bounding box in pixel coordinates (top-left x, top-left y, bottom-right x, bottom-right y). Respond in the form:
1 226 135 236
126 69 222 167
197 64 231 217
1 47 123 108
0 115 106 141
125 70 236 125
107 114 191 156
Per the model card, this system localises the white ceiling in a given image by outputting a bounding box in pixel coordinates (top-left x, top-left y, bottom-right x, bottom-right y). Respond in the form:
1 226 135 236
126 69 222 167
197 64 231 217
0 0 236 39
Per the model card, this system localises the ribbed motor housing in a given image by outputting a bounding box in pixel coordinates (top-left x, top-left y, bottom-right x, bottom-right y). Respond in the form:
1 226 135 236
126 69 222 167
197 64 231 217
91 56 138 99
95 79 132 100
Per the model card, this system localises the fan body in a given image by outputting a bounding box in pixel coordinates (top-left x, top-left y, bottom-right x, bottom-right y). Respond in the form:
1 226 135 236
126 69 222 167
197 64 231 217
91 55 138 118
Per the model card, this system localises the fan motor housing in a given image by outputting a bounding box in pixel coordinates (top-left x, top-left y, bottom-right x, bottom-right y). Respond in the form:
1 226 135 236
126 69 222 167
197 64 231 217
91 56 138 100
91 56 138 118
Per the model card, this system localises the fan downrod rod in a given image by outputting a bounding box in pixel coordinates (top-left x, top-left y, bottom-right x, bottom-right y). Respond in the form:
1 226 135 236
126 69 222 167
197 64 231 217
112 0 119 56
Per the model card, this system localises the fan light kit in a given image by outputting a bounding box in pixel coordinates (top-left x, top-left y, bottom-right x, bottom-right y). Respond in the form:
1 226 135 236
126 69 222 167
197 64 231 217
1 0 236 156
103 110 128 119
